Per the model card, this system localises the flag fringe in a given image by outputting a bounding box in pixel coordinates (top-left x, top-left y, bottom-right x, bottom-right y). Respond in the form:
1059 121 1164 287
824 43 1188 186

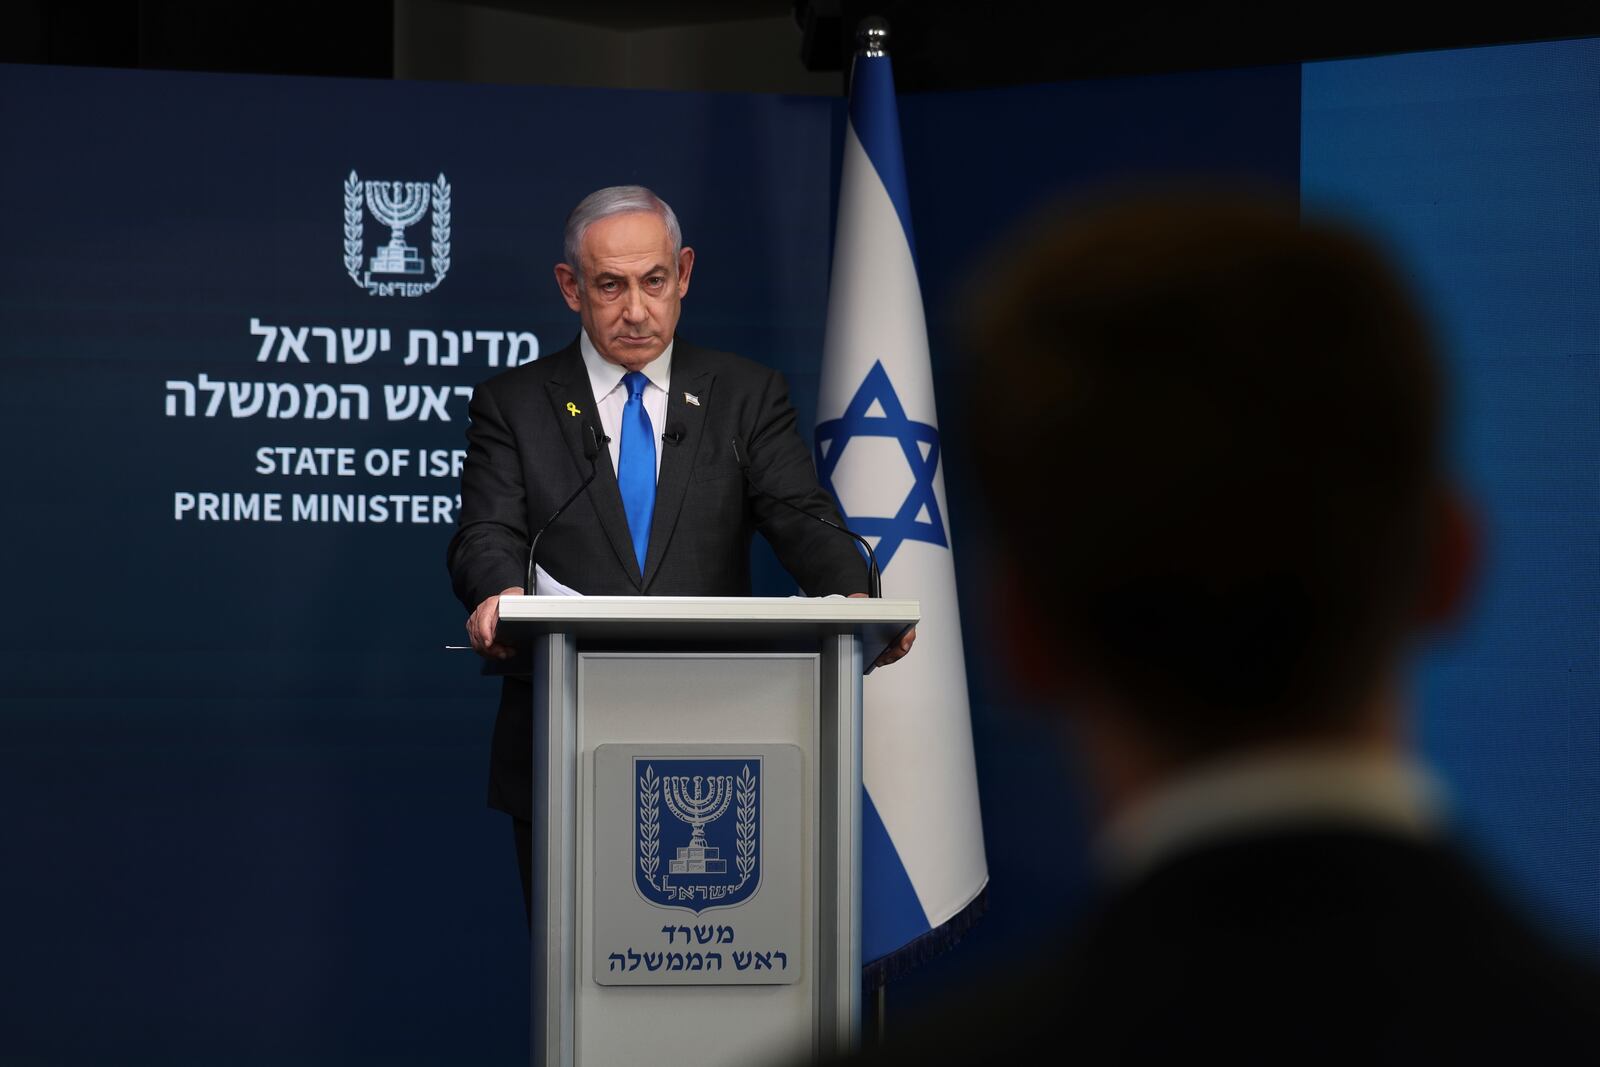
862 885 989 991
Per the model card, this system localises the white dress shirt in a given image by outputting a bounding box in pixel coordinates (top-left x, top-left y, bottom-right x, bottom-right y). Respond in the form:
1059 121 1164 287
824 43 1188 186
1100 750 1445 883
579 331 671 482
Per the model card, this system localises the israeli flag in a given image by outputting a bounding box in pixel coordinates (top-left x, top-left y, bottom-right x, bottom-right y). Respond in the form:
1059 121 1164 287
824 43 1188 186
816 42 989 984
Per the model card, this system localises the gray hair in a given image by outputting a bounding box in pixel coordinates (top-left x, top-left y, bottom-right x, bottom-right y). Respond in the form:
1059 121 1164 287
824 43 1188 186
562 185 683 276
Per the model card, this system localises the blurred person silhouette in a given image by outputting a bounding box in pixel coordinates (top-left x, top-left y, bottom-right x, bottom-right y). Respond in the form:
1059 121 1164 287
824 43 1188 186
835 193 1600 1063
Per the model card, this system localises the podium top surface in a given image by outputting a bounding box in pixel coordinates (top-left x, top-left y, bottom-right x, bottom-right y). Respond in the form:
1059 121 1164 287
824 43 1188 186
499 595 918 628
497 596 919 662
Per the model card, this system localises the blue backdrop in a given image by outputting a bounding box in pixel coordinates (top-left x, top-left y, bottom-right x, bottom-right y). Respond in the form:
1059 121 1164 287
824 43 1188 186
1302 39 1600 956
1 37 1594 1064
0 66 838 1064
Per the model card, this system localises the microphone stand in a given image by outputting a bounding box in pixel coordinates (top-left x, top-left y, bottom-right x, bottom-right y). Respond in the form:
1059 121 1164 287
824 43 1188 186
731 436 882 598
526 423 606 593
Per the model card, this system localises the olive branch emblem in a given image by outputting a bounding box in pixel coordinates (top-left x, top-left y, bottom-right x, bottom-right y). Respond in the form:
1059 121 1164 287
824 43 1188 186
734 764 757 886
430 173 451 281
343 170 364 282
638 765 661 890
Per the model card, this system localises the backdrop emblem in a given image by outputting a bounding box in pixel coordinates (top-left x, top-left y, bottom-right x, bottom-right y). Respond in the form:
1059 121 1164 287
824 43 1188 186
343 170 451 297
636 758 760 914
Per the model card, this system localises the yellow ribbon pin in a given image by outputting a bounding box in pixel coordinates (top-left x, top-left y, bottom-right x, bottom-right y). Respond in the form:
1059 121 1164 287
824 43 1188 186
566 402 581 417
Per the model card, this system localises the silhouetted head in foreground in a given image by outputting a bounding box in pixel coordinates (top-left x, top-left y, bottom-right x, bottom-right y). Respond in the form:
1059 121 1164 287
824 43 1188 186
829 193 1600 1067
968 193 1472 792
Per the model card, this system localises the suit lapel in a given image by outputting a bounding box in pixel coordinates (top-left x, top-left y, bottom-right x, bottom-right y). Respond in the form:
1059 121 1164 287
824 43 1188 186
641 344 714 589
543 345 642 588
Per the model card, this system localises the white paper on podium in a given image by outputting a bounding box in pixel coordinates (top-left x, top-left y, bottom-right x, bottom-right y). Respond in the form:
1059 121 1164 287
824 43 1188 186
532 575 845 601
534 565 583 597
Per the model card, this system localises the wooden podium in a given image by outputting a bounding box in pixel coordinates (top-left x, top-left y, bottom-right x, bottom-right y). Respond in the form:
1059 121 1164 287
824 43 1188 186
497 596 919 1067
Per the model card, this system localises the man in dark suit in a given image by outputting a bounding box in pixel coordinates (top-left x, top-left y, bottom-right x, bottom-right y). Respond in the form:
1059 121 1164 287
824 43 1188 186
448 186 912 917
844 195 1598 1061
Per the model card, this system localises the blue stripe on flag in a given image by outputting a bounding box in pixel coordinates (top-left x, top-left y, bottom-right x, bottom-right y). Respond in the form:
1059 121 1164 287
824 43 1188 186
861 786 931 964
848 54 917 258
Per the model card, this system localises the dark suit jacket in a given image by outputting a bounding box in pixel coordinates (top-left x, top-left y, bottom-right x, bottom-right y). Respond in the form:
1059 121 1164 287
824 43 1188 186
447 338 868 818
841 828 1600 1063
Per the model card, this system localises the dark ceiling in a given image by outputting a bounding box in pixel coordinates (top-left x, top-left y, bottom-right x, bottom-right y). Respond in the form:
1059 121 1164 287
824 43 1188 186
799 2 1600 91
467 0 796 32
3 1 1596 91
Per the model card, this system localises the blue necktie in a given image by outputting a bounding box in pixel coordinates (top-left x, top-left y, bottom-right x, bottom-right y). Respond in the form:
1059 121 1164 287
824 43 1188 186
617 371 656 575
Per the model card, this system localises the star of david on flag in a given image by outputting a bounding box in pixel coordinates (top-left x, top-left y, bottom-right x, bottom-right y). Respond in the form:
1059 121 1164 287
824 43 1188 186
815 361 947 572
815 30 988 991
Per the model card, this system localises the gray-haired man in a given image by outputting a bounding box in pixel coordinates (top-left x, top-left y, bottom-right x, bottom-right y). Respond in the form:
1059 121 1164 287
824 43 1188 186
447 186 912 917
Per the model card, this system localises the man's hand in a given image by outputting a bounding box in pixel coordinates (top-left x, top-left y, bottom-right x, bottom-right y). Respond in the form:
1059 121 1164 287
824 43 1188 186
874 626 917 668
467 586 524 660
849 591 917 668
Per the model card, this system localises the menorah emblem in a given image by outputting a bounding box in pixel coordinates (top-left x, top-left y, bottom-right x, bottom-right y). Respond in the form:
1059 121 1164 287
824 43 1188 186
365 180 429 275
664 774 734 874
343 171 451 297
636 759 760 912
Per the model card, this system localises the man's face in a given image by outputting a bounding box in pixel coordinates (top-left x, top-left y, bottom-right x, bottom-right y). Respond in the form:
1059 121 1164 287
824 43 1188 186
554 210 694 372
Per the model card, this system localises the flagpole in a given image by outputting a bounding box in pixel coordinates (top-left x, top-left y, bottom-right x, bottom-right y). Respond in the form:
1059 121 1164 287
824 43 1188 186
855 13 892 1046
822 6 990 1041
858 14 889 62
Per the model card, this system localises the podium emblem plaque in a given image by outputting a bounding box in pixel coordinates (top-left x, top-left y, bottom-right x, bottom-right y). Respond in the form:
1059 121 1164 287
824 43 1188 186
592 744 803 986
637 757 760 912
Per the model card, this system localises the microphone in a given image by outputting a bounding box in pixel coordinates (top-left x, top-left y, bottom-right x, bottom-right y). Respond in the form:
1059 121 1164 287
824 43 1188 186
526 422 608 593
662 423 685 447
730 435 882 598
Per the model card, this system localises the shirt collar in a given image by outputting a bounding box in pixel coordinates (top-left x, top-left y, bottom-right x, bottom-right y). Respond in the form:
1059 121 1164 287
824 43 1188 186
1100 750 1446 883
579 331 673 400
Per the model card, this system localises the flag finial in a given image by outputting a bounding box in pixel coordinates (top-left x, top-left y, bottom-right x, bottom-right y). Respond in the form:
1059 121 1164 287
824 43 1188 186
856 15 889 58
